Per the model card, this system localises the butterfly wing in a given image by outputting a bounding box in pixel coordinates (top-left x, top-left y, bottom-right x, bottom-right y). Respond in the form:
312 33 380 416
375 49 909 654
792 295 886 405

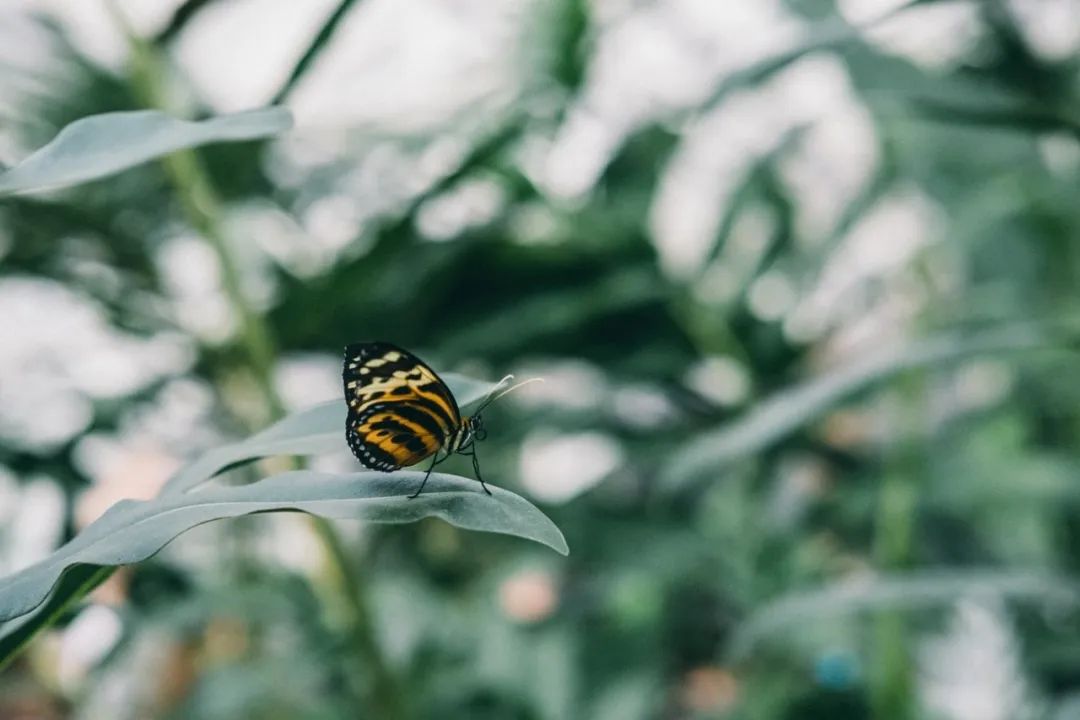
343 342 463 471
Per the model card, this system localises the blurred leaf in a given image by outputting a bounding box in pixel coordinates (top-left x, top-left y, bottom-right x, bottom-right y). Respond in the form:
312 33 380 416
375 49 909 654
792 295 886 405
271 0 368 105
154 0 219 45
439 266 669 362
589 674 658 720
160 372 497 496
0 566 111 672
0 107 292 195
544 0 591 91
906 95 1080 138
695 0 926 116
0 470 567 626
730 571 1080 661
663 324 1051 490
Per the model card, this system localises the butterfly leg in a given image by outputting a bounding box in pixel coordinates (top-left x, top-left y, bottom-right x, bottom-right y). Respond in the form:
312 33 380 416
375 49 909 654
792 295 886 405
408 453 442 499
468 449 492 496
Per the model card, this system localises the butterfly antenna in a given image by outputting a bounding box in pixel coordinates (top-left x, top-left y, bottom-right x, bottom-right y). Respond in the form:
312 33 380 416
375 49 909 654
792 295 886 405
474 376 544 414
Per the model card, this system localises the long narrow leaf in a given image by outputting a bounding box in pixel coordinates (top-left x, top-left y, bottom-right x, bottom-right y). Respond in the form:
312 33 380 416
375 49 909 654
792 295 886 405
0 108 292 195
271 0 367 105
0 566 113 672
729 571 1080 661
663 324 1050 490
906 95 1080 138
0 470 568 626
694 0 934 117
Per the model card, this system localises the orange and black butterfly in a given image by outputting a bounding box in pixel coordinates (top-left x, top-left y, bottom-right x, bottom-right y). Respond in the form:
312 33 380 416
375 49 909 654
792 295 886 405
343 342 515 498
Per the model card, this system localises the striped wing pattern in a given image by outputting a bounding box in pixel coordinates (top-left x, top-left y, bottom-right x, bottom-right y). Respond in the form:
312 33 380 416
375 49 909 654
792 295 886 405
342 342 462 472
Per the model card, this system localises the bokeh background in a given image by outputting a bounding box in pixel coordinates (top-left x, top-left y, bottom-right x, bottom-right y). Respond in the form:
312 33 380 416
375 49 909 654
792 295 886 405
2 0 1080 717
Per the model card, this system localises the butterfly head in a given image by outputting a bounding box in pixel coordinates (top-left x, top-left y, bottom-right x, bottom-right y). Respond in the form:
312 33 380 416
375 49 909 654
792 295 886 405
470 414 488 442
450 414 485 453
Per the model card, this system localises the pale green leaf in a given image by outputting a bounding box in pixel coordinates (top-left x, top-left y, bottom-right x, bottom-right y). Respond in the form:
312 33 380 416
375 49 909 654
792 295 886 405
0 470 568 625
0 107 292 196
664 325 1050 490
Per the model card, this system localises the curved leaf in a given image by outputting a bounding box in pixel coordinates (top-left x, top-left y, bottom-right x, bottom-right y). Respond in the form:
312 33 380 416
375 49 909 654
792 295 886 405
729 571 1080 662
160 372 497 496
0 566 112 672
663 324 1050 490
695 0 930 117
0 470 568 624
0 107 292 196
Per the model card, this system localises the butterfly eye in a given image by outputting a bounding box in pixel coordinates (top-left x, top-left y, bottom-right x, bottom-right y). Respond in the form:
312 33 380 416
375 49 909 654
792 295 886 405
475 428 488 441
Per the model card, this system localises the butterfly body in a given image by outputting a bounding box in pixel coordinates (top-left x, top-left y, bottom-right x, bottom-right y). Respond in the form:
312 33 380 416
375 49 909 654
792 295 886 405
342 341 490 496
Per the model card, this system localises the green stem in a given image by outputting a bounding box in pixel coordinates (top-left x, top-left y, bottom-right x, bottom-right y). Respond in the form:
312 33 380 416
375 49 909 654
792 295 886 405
156 148 284 420
309 517 406 718
869 379 923 720
109 7 407 717
870 472 916 719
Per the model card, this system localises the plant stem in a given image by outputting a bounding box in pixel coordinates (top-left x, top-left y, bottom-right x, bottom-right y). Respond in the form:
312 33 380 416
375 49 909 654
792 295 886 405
160 151 285 417
869 377 923 720
871 472 916 719
309 516 406 718
110 7 407 716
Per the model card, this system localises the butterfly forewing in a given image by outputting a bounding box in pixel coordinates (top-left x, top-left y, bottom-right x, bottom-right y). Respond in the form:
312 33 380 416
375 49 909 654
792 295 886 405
343 342 463 471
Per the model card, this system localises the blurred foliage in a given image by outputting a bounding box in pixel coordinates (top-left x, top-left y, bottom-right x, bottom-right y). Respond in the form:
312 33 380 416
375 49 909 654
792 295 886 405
2 0 1080 718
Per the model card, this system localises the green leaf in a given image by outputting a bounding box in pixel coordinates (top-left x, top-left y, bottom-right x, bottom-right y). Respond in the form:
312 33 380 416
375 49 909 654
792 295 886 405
0 566 113 672
729 571 1080 662
694 1 910 116
0 107 292 196
0 372 524 670
160 372 497 496
905 95 1080 137
0 470 567 626
663 324 1051 490
271 0 367 106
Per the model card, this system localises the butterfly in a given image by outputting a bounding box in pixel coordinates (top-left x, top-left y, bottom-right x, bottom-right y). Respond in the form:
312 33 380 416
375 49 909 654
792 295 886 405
342 341 534 498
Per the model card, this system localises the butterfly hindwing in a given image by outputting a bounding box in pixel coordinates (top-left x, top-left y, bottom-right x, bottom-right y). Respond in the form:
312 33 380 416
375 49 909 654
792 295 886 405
349 400 445 470
343 342 462 472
